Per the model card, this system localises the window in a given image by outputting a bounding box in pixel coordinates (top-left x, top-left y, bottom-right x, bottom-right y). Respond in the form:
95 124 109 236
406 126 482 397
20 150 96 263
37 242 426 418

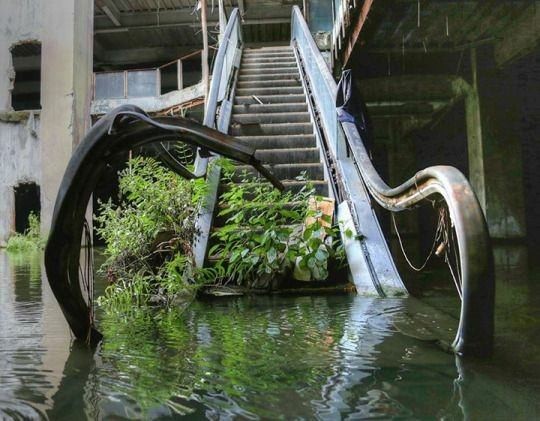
11 41 41 111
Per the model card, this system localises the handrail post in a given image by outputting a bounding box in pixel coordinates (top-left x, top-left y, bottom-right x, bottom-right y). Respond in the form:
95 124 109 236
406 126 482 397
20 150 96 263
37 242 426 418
177 59 183 90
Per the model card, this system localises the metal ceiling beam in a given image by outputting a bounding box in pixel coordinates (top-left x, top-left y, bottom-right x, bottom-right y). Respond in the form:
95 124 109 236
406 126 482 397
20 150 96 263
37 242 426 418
343 0 374 67
96 0 122 26
94 6 291 29
94 17 289 34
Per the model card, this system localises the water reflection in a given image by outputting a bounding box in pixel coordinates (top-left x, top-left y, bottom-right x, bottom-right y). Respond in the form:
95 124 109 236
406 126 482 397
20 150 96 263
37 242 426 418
0 249 539 419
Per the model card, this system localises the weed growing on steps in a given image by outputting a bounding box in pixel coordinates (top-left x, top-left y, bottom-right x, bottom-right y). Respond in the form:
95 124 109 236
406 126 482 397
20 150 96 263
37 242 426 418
96 157 345 308
6 213 45 252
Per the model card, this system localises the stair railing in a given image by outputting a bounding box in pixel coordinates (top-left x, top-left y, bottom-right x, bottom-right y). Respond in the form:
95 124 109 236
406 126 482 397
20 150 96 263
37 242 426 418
291 5 494 357
193 7 243 267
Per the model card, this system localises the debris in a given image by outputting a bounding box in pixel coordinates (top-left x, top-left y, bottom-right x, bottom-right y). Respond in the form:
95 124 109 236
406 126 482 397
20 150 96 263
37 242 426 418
252 95 264 105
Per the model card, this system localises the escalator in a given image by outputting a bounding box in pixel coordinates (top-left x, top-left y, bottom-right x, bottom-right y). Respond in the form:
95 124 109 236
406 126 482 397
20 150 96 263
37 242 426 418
44 7 494 357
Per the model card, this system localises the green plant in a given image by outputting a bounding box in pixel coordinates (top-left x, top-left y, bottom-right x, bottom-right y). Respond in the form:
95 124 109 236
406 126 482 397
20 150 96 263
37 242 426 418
6 212 45 252
199 163 344 288
96 157 203 308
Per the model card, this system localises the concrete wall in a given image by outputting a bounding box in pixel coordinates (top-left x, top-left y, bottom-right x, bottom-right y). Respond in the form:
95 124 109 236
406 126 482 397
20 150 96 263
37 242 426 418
0 0 42 245
0 0 94 242
0 0 42 111
0 113 41 245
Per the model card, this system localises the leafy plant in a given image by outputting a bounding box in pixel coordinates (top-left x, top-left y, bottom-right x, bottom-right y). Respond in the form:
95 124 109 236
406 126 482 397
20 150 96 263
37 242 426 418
95 157 203 308
199 162 344 288
6 212 45 252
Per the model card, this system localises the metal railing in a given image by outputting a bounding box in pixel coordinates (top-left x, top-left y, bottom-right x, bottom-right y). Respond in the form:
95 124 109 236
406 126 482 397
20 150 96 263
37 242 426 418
193 7 243 267
291 6 494 357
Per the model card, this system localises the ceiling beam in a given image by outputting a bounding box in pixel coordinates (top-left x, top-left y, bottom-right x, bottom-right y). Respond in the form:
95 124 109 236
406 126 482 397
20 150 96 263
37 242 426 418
94 17 289 34
343 0 374 67
94 6 291 30
238 0 245 19
96 0 122 27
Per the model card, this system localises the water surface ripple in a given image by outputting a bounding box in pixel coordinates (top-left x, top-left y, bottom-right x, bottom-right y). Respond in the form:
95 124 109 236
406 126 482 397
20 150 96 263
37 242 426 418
0 250 539 419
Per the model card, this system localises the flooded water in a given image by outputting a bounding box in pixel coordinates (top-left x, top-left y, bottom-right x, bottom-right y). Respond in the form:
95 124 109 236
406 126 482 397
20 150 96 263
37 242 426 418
0 248 539 419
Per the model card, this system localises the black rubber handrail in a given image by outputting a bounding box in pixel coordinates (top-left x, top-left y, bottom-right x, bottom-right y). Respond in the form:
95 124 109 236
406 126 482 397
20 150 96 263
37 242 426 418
45 105 282 344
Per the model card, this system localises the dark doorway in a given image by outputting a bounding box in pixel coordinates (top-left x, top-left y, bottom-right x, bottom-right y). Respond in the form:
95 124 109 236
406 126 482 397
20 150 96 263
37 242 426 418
14 182 40 233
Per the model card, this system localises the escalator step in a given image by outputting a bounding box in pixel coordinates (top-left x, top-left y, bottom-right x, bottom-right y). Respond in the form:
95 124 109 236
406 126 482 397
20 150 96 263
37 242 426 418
232 112 310 124
230 122 313 136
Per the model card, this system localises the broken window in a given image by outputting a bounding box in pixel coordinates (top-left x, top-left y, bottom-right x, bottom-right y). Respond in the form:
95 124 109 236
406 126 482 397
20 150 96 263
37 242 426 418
14 182 40 234
11 41 41 111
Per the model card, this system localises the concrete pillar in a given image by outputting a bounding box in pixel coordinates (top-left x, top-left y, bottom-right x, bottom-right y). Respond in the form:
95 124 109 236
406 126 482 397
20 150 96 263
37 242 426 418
464 50 486 211
465 48 527 240
40 0 93 234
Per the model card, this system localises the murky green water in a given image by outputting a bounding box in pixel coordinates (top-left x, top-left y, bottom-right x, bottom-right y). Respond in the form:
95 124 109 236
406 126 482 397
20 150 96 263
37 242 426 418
1 248 539 419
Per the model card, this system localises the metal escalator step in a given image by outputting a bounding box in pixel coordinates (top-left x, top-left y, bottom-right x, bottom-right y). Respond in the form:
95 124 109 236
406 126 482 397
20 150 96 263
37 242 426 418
220 180 328 196
232 163 324 180
244 46 292 53
235 134 316 149
242 56 296 64
234 94 306 105
238 72 300 82
241 61 297 69
232 102 307 114
232 112 310 125
235 86 304 96
254 147 320 164
242 54 295 62
239 67 299 76
230 122 313 136
236 79 301 89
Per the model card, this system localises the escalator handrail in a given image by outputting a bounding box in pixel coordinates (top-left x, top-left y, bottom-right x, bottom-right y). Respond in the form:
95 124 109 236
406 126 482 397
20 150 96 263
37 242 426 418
193 8 241 176
291 6 494 357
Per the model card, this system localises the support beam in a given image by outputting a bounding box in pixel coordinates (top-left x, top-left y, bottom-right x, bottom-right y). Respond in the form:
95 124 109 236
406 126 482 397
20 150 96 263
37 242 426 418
200 0 209 106
96 0 122 27
343 0 374 67
218 0 227 39
464 49 486 211
94 17 289 34
238 0 245 19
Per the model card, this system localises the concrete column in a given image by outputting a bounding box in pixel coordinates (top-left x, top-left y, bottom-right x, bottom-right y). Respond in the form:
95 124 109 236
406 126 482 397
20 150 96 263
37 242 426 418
464 49 486 211
465 48 526 239
40 0 93 234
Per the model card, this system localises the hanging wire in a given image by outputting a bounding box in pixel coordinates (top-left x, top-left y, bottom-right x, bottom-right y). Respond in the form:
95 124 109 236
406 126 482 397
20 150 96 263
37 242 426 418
392 205 443 272
392 203 463 300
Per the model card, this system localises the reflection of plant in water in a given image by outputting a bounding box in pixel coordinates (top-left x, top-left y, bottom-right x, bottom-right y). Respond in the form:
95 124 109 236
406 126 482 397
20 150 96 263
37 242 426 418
8 250 42 300
97 296 347 418
98 308 199 416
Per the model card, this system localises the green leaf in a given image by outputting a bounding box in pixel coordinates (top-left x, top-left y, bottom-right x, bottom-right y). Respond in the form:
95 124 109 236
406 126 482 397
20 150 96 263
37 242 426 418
267 247 277 263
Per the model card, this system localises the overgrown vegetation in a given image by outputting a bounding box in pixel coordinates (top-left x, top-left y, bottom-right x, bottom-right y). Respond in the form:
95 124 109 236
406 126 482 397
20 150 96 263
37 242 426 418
96 157 206 308
199 159 344 288
6 212 45 252
97 157 344 308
